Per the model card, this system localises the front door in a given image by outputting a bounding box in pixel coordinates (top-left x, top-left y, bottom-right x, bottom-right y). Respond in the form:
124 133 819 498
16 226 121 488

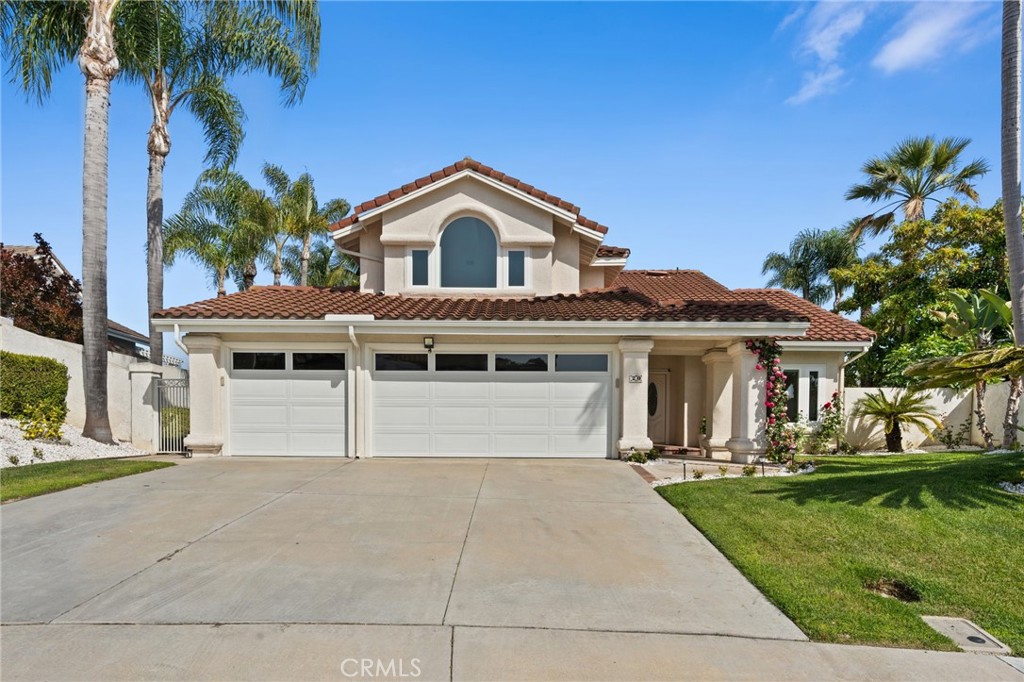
648 370 669 445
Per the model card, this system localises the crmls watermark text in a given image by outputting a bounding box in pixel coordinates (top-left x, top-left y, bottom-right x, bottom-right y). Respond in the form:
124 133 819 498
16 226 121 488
340 658 422 678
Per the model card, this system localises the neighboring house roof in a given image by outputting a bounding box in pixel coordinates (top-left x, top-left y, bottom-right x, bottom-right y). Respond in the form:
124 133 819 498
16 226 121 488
732 289 875 343
595 245 630 259
106 318 150 345
155 285 806 324
331 158 610 235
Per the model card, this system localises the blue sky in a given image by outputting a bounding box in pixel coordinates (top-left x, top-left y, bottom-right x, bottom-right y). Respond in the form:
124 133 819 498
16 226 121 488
1 1 1003 351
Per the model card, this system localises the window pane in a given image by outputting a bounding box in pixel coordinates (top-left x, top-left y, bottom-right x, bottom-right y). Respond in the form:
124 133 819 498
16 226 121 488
293 353 345 371
375 353 428 371
508 250 525 287
440 217 497 288
809 371 819 422
232 352 285 371
784 369 800 422
435 354 487 372
412 249 428 286
648 382 658 417
555 354 608 372
495 353 548 372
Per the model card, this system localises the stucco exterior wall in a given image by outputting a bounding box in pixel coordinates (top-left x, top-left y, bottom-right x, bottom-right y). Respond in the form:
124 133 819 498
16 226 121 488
357 220 384 293
551 224 580 294
579 264 605 291
0 317 186 447
844 387 973 451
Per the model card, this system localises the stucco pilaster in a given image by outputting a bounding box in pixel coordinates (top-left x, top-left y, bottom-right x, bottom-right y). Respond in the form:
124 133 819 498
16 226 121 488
182 334 223 456
617 337 654 455
726 341 765 462
702 349 733 460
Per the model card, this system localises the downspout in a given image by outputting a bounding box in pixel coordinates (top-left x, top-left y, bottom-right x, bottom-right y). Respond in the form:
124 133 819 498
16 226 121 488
348 325 362 458
173 323 188 355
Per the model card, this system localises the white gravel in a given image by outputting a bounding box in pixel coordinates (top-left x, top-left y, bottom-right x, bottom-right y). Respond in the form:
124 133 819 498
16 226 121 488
998 481 1024 495
0 418 146 468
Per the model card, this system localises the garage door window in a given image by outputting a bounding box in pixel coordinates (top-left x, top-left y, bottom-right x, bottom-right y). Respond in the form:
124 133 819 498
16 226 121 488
555 354 608 372
376 353 429 371
293 353 345 371
436 354 488 372
233 352 285 371
495 353 548 372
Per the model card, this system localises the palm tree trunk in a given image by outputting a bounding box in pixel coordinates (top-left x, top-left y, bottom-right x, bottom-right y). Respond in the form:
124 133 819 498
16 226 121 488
886 421 903 453
300 233 311 286
1004 376 1022 448
975 380 995 449
146 81 171 367
242 260 257 290
1003 0 1024 345
217 267 227 297
273 239 284 286
78 0 119 444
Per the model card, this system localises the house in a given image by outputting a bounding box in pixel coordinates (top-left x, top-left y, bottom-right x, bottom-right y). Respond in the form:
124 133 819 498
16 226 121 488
153 159 873 461
1 243 177 363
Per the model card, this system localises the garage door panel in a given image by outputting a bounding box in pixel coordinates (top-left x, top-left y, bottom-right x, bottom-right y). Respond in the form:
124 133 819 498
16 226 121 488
232 431 289 455
553 380 608 401
232 378 289 399
493 382 551 401
290 376 345 399
493 406 549 428
231 404 289 426
434 405 490 427
375 432 430 456
492 432 551 456
290 404 345 428
433 432 491 454
553 433 606 456
376 404 431 428
374 380 430 400
553 404 607 430
289 432 344 456
433 381 491 399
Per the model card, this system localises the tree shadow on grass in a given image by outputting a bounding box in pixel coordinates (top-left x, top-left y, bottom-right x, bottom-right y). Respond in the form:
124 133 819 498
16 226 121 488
753 454 1024 510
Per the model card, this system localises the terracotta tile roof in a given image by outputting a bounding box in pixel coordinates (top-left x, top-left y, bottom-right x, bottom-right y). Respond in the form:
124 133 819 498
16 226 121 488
732 289 875 343
595 245 630 259
155 286 806 324
611 270 734 301
331 158 609 235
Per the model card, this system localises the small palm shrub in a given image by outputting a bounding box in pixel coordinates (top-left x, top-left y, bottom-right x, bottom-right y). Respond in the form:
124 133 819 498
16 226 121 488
852 390 942 453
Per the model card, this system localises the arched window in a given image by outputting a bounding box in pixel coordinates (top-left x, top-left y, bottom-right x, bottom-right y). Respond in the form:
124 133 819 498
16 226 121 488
440 217 497 288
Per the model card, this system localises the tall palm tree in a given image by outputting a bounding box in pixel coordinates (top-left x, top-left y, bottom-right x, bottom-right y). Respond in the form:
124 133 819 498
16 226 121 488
1003 1 1024 347
119 1 320 365
282 237 357 288
762 228 856 307
164 170 271 296
2 0 131 443
845 136 990 240
270 168 350 286
261 163 293 286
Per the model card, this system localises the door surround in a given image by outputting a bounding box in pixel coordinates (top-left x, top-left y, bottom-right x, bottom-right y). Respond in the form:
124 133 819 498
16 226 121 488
648 369 669 445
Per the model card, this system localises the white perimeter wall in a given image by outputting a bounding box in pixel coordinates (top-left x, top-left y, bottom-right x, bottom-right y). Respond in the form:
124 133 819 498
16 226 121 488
844 383 1018 450
1 317 186 448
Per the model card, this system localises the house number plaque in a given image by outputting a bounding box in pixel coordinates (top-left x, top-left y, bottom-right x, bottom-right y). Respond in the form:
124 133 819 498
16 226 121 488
628 374 643 384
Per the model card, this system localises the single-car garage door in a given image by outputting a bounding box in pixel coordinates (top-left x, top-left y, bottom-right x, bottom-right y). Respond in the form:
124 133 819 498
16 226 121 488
229 351 347 456
371 351 611 457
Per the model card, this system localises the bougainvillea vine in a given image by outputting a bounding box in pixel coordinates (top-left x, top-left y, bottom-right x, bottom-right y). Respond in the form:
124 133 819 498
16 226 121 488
745 338 793 461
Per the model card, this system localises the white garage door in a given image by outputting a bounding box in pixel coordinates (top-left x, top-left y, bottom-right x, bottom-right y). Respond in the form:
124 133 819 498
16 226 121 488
229 351 347 457
371 351 611 457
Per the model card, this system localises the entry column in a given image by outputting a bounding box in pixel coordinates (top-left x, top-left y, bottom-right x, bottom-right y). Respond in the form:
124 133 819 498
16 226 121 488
183 334 224 456
617 337 654 455
726 341 765 462
702 348 733 460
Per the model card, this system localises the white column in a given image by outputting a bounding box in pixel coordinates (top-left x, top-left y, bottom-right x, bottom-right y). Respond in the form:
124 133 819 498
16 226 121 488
702 349 733 460
128 363 162 452
183 334 224 456
617 337 655 455
726 341 765 461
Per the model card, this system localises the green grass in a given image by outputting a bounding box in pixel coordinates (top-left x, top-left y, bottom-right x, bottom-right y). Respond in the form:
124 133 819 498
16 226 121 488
1 458 175 502
657 452 1024 653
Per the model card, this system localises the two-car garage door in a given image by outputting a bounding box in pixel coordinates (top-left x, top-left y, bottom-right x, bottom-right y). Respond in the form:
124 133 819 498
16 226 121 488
371 351 611 458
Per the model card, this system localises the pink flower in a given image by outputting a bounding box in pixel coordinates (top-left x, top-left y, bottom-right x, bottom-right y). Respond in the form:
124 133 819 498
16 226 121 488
773 358 780 364
755 364 763 371
766 401 775 408
768 418 776 425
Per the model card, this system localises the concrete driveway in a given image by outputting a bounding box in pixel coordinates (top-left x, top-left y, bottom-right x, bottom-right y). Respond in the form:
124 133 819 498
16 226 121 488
3 458 1020 681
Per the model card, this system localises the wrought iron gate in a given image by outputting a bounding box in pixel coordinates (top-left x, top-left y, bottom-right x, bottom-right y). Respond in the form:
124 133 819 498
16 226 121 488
156 378 190 454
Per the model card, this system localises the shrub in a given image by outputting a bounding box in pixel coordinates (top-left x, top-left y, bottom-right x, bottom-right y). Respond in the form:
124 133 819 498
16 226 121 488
0 234 83 343
626 449 648 464
161 406 190 438
742 465 756 477
18 403 64 441
693 470 704 480
718 465 729 477
6 454 20 466
935 419 971 451
31 447 45 462
0 351 69 421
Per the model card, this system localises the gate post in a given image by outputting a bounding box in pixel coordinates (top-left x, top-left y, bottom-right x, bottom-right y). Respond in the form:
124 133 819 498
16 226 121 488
129 363 162 452
183 334 224 456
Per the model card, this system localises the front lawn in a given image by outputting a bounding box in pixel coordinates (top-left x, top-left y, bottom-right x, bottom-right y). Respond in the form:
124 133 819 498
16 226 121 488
657 452 1024 653
1 458 174 502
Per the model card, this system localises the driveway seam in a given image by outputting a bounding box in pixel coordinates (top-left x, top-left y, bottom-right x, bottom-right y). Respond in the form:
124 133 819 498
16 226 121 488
45 460 353 625
441 462 489 626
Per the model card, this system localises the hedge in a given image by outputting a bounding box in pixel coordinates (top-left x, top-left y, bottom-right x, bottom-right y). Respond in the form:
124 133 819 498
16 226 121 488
0 351 69 421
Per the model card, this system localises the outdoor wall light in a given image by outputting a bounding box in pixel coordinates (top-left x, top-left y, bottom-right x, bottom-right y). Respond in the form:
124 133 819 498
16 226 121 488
423 336 435 351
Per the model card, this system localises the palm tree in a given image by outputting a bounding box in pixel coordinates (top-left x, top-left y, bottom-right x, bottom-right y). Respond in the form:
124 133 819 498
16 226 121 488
282 237 357 288
261 163 293 286
1002 1 1024 347
2 0 128 443
119 1 320 366
762 228 857 308
852 390 941 453
270 168 350 286
164 170 271 296
846 136 990 240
